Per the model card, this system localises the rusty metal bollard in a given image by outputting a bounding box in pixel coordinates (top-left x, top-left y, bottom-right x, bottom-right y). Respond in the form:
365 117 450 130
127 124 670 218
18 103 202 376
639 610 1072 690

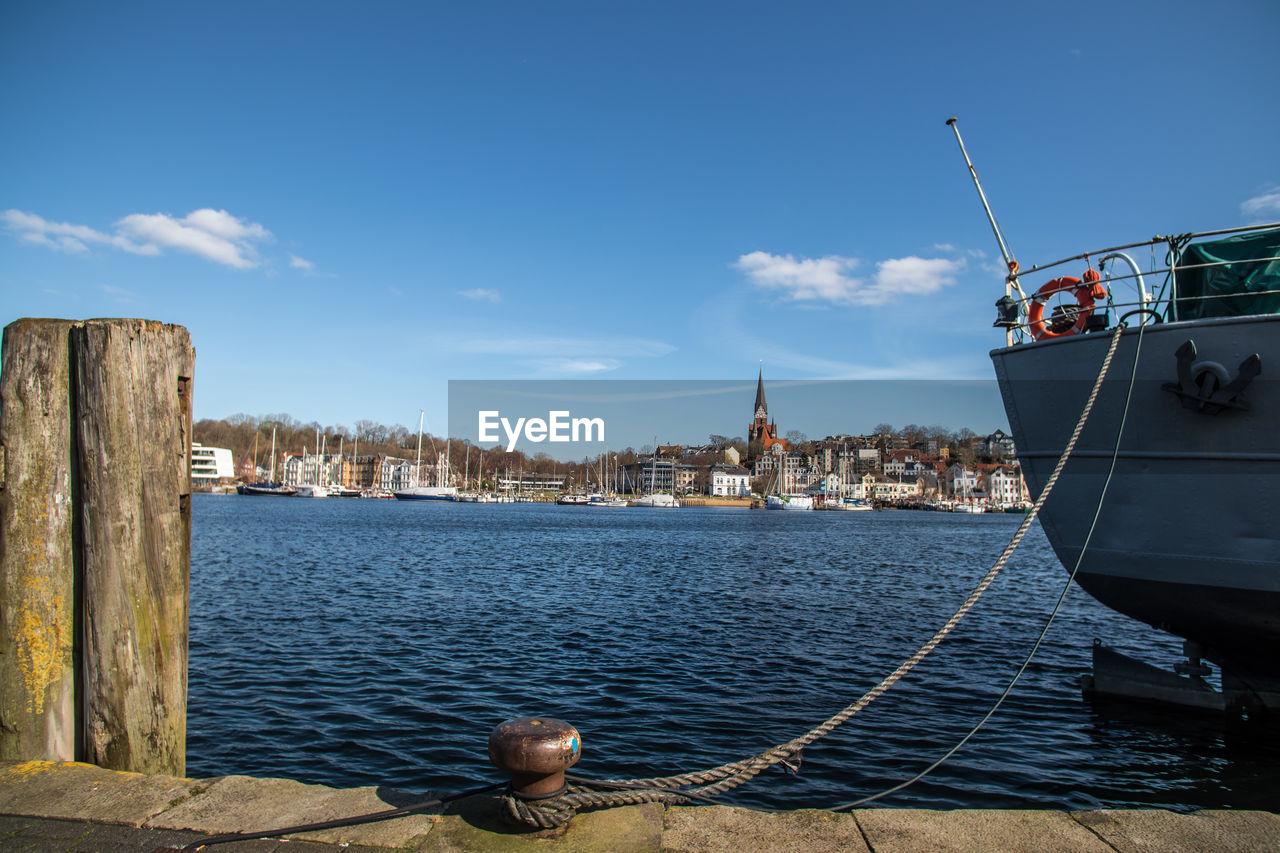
488 717 581 800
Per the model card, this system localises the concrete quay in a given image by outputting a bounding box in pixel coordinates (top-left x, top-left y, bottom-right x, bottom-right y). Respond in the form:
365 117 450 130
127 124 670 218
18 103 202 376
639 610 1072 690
2 760 1277 852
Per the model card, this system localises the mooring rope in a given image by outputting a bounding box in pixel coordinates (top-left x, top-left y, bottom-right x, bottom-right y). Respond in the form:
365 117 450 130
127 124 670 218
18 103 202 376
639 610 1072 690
503 323 1129 828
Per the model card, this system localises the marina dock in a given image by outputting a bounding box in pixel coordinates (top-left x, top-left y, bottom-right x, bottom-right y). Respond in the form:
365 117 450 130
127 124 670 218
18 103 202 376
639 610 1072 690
2 759 1276 852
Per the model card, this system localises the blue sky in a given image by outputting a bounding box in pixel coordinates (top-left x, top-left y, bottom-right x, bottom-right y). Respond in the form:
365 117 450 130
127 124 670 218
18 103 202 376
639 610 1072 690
3 2 1278 439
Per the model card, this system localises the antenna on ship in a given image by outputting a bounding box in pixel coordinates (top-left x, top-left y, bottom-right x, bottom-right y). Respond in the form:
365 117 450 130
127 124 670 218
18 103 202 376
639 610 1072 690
945 117 1026 344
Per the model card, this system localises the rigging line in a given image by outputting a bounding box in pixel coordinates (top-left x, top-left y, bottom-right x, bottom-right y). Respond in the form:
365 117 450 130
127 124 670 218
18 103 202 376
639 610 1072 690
502 326 1141 829
832 320 1145 811
581 334 1120 806
1014 222 1280 278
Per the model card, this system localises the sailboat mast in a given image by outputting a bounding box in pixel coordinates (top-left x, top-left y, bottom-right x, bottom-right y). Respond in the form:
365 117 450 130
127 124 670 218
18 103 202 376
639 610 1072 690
414 410 424 488
269 426 277 482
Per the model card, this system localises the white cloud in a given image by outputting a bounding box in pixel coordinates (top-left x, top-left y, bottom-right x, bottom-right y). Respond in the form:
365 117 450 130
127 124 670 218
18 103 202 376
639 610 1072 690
532 357 623 375
115 209 271 268
3 209 114 253
933 243 956 252
459 288 501 302
4 207 273 268
734 251 864 305
735 250 962 306
868 256 963 301
1242 188 1280 220
289 254 315 271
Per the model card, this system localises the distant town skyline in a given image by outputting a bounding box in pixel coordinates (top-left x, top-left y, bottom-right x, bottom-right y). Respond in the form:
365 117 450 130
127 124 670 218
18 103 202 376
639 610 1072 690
4 3 1277 433
448 377 1007 461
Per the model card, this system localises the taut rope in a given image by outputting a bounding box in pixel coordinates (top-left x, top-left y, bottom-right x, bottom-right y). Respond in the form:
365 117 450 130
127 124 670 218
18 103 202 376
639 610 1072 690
504 324 1128 828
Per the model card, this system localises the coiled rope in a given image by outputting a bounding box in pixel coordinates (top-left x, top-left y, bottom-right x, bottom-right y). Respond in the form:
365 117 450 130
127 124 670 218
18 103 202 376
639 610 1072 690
503 323 1129 828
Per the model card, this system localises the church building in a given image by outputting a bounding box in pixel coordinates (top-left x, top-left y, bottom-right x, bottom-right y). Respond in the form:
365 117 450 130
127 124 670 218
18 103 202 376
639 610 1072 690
747 367 789 461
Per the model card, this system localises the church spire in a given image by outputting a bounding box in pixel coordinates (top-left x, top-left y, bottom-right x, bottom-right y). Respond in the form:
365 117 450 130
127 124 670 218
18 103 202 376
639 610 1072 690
754 365 767 419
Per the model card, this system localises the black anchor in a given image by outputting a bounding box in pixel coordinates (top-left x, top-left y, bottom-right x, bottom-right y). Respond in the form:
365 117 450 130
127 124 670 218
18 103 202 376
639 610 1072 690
1162 339 1261 414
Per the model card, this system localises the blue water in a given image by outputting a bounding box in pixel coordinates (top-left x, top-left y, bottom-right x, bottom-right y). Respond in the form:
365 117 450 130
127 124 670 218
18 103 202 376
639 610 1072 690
187 495 1280 811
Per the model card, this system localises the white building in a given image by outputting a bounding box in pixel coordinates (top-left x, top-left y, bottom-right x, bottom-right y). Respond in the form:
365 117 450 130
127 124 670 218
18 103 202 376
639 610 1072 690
497 472 566 492
191 444 234 485
987 465 1028 506
844 471 876 500
709 464 751 496
872 475 923 502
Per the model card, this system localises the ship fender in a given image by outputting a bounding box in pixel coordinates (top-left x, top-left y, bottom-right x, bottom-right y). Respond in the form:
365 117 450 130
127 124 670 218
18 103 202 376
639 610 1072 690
1027 270 1107 340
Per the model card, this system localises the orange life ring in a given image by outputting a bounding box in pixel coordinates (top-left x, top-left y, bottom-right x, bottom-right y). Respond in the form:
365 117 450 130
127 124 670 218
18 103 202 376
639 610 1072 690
1027 270 1106 340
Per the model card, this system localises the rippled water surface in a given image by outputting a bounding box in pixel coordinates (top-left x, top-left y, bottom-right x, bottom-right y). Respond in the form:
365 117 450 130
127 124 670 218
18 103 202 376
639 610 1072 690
188 495 1280 810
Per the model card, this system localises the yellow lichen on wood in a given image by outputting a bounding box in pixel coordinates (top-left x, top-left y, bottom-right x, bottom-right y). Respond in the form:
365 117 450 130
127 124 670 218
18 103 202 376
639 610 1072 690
15 558 70 716
4 759 59 777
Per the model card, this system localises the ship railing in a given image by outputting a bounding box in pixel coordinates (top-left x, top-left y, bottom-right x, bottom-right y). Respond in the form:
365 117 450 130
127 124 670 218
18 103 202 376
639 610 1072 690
999 222 1280 344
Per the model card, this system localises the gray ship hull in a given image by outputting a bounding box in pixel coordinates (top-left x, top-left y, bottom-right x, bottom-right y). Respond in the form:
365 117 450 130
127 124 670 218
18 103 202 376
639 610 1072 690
991 314 1280 672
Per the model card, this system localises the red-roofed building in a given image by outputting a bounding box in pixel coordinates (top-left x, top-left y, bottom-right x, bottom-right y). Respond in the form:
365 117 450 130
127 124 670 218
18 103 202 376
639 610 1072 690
747 367 790 461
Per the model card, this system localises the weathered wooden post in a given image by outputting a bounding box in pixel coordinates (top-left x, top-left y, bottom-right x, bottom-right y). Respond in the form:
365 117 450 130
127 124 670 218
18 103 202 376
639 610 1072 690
0 319 79 762
0 318 193 776
74 319 193 776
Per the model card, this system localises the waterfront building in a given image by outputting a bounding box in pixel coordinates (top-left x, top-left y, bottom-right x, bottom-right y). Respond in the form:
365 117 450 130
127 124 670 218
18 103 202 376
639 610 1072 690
709 464 751 497
872 475 924 502
496 471 567 492
987 464 1029 505
942 463 986 502
844 471 877 500
805 472 842 500
191 443 235 485
753 445 818 493
376 455 416 492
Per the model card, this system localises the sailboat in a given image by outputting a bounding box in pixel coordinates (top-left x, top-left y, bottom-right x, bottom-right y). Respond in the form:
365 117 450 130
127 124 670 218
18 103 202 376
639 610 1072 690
634 442 680 508
587 450 628 507
328 436 361 497
764 451 812 510
296 429 330 497
236 426 297 496
394 412 458 501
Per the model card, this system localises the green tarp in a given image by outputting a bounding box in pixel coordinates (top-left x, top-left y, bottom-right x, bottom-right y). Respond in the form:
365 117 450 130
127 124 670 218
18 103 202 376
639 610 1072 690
1172 227 1280 321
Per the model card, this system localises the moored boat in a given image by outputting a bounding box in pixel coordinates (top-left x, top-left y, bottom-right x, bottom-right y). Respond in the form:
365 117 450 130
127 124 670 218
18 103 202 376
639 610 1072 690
633 492 680 508
765 493 813 511
236 482 296 497
947 118 1280 704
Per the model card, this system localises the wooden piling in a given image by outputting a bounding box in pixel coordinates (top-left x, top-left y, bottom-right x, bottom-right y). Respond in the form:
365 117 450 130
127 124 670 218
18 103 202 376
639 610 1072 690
74 320 193 776
0 319 79 762
0 318 193 776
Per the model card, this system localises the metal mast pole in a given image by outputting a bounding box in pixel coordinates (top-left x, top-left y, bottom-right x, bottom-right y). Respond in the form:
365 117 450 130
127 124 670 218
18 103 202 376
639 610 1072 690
946 117 1024 345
